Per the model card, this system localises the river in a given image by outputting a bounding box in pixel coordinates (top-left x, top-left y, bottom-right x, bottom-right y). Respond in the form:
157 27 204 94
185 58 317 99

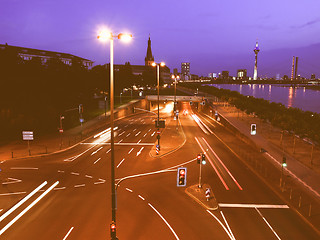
208 84 320 114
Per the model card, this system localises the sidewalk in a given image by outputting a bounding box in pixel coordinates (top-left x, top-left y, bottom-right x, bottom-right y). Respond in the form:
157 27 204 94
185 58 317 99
216 104 320 199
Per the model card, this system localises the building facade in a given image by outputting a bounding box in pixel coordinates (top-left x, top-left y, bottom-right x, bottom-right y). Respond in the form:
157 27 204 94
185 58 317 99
237 69 247 80
181 62 190 81
0 43 93 69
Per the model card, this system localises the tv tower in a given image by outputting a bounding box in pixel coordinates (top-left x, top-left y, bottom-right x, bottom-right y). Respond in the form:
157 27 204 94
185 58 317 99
253 41 260 80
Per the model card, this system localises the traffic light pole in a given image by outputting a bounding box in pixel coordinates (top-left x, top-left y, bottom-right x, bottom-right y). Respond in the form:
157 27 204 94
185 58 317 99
157 64 160 149
198 162 202 188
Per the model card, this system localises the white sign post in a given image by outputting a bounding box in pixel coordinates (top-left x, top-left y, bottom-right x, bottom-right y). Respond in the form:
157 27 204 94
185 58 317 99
22 131 33 155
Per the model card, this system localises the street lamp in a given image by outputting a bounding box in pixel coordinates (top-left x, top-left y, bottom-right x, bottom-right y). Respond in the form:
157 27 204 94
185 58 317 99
171 74 180 113
98 30 132 240
152 62 165 152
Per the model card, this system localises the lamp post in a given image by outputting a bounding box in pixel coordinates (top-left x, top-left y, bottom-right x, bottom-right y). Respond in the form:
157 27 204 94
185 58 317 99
152 62 165 151
98 30 132 240
171 74 180 113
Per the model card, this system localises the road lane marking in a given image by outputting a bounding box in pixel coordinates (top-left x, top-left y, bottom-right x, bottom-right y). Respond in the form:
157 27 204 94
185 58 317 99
2 178 22 185
126 188 133 192
221 211 236 240
151 131 155 136
71 172 80 176
117 158 125 168
106 149 111 154
126 133 131 137
143 133 147 137
54 187 66 191
91 146 103 155
136 147 144 156
0 181 59 236
85 175 93 179
148 203 180 240
63 227 74 240
137 139 141 144
58 170 65 173
0 192 26 196
133 128 137 132
195 137 229 190
255 208 281 240
138 195 145 201
202 137 243 190
207 210 235 240
148 129 151 132
128 148 134 154
135 131 141 136
74 184 85 188
94 178 106 184
219 203 289 209
10 167 38 170
118 131 125 136
94 158 101 164
118 139 123 143
0 181 47 222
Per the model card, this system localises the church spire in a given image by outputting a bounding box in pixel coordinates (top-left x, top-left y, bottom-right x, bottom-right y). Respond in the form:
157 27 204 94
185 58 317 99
145 34 154 66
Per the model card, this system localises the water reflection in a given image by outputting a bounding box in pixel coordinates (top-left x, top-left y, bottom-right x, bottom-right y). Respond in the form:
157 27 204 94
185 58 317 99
208 84 320 113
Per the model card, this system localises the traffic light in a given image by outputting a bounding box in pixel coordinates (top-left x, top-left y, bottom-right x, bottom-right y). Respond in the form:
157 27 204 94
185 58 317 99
251 124 256 135
110 221 116 239
177 167 187 187
201 153 206 165
197 154 201 164
282 156 287 167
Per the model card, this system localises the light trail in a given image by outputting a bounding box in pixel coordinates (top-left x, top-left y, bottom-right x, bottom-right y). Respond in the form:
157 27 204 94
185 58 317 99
0 181 59 236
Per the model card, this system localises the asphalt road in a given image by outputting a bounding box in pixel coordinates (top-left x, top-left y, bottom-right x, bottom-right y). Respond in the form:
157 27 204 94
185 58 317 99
0 102 318 239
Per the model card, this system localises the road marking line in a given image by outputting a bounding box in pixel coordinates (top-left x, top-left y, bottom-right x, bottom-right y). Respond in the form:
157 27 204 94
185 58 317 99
255 208 281 240
98 178 106 182
137 139 142 144
10 167 38 170
0 181 47 223
117 158 125 168
2 178 22 185
74 184 85 188
221 211 236 240
207 210 235 240
126 133 131 137
106 149 111 154
202 137 243 190
219 203 289 209
126 188 133 192
148 129 151 132
136 147 144 156
148 203 180 240
58 170 65 173
54 187 66 191
71 172 80 176
128 148 134 154
91 146 103 155
118 139 123 143
135 131 141 136
195 137 229 190
118 131 125 136
151 131 155 136
0 192 26 196
138 195 145 201
143 133 147 137
94 158 101 164
85 175 93 179
63 227 74 240
0 181 59 236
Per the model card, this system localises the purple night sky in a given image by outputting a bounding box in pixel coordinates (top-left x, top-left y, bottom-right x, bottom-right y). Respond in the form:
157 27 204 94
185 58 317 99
1 0 320 78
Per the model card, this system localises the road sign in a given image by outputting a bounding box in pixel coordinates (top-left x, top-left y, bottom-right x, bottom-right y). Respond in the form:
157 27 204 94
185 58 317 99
251 124 256 135
59 129 64 133
206 188 211 201
22 131 34 141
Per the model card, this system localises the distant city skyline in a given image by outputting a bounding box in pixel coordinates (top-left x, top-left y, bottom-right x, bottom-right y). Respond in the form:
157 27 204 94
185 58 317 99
1 0 320 78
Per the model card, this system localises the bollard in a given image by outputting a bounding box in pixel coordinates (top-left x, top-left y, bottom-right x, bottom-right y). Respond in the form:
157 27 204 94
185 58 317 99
205 188 211 201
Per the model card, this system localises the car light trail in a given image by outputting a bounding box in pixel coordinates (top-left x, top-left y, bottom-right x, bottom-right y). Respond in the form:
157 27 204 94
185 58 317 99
62 227 74 240
195 137 229 190
202 137 243 190
0 181 59 236
191 114 211 135
0 181 47 222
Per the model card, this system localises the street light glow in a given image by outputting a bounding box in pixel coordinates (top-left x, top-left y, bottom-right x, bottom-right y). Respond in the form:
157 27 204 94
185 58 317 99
118 33 132 43
151 62 156 67
160 62 165 67
97 30 112 42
